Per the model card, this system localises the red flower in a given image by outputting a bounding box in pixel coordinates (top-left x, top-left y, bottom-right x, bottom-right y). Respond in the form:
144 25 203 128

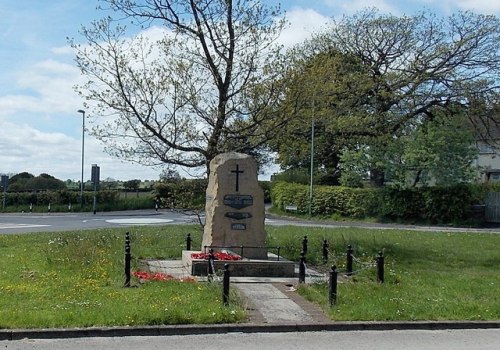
133 271 174 281
190 252 241 261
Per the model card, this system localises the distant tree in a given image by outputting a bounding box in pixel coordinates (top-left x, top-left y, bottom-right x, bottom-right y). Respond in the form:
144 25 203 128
123 179 141 191
159 168 182 182
101 177 118 190
7 172 35 191
339 113 479 188
26 174 66 191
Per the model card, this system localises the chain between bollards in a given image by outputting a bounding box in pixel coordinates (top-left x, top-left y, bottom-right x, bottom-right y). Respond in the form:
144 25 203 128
222 264 230 306
298 251 306 284
329 265 338 306
124 232 131 287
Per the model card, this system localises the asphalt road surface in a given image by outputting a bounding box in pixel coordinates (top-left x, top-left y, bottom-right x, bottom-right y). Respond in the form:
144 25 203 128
2 330 500 350
0 209 202 234
2 209 499 235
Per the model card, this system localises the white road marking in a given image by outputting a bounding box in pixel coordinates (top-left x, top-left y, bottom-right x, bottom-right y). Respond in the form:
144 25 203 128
0 223 51 229
105 218 174 225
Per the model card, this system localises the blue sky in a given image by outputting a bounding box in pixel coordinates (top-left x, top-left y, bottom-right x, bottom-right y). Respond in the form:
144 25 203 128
0 0 499 181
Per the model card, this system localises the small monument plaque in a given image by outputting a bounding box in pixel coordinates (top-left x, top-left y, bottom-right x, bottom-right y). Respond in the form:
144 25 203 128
202 152 267 259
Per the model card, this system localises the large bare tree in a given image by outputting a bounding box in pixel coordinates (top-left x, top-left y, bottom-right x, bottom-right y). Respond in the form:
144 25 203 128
71 0 287 175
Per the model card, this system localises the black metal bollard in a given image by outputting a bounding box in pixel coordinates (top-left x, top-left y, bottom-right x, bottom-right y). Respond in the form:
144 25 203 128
302 235 308 255
346 245 353 276
376 251 385 283
298 251 306 284
124 232 131 287
186 233 192 251
207 248 215 281
223 264 230 306
329 265 338 306
322 239 329 264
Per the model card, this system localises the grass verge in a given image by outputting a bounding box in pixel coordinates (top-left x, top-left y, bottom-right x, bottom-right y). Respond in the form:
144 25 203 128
266 226 500 321
1 225 499 328
0 226 244 329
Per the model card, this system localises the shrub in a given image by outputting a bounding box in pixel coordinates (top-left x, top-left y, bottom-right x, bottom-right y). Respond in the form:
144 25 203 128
271 181 486 224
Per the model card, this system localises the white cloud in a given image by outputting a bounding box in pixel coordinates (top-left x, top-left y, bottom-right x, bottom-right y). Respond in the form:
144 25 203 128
322 0 397 14
279 8 333 47
455 0 500 12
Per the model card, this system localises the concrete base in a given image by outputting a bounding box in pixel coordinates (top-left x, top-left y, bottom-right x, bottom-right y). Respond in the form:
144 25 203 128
182 250 295 277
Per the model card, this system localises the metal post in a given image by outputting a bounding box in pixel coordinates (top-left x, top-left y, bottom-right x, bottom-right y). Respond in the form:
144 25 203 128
322 239 329 264
309 102 315 217
92 180 97 215
124 232 131 287
302 235 308 255
77 109 85 209
377 251 385 283
346 245 353 276
48 202 51 213
222 264 230 306
329 265 338 306
299 251 306 284
186 233 192 251
207 248 215 281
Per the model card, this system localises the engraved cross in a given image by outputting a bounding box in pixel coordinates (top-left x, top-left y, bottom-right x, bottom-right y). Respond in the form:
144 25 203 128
231 164 244 192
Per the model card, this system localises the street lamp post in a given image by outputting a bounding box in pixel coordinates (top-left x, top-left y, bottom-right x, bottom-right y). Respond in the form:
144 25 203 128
309 102 315 217
77 109 85 209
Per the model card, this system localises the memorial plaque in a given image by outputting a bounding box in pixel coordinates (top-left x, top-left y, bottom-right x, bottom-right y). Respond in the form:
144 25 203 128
223 194 253 209
225 212 252 220
231 223 247 230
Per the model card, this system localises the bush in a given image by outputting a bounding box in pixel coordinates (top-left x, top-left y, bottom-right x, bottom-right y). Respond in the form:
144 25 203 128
271 181 379 218
154 179 208 210
271 181 487 224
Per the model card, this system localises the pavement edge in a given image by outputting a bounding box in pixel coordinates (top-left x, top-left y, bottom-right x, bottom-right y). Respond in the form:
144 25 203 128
1 321 500 341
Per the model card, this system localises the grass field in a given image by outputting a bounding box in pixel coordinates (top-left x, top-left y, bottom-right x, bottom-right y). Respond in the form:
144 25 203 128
0 225 244 329
0 224 499 328
266 226 500 321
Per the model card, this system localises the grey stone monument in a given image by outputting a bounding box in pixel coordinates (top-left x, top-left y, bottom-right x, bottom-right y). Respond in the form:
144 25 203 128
201 152 267 259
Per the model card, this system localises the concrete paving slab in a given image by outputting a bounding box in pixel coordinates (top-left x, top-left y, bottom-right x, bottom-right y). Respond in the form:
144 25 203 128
235 283 313 324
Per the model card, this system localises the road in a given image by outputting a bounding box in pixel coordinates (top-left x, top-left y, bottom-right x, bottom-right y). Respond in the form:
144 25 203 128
1 209 500 235
2 330 500 349
0 209 202 234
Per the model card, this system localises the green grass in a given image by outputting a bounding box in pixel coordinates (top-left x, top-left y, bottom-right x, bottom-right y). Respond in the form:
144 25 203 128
266 226 500 321
0 226 244 329
1 225 499 328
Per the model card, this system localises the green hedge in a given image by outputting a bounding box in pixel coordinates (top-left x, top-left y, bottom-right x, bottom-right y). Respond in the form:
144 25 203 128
271 181 379 218
271 181 486 223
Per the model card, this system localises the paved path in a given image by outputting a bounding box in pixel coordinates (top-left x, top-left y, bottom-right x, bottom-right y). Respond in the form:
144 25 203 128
142 258 331 325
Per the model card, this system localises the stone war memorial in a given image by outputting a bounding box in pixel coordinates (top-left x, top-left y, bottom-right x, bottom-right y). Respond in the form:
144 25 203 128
183 152 294 277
